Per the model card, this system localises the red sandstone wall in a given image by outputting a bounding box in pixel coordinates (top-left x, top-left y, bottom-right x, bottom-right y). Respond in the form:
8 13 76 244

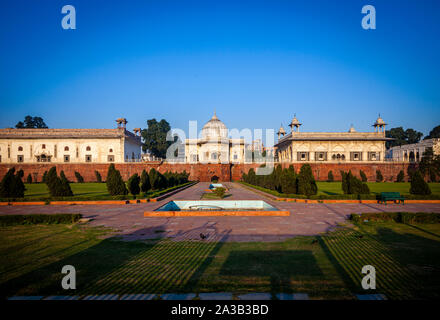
0 163 231 182
232 162 412 182
0 162 410 183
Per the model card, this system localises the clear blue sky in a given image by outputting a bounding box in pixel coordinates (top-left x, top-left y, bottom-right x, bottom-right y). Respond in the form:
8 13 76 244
1 0 439 138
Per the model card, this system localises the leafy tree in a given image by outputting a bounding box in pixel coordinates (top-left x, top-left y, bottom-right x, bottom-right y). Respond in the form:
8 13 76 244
127 173 141 197
424 125 440 140
410 170 431 195
141 119 172 158
140 169 151 193
376 170 383 182
419 147 439 182
74 171 84 183
386 127 423 148
297 164 317 196
327 170 334 182
405 128 424 144
396 170 405 182
95 170 102 183
15 115 48 129
359 170 368 182
26 173 32 184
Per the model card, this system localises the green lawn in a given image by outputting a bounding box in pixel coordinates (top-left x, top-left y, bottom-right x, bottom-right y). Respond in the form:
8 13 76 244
23 183 109 199
6 182 193 201
1 221 439 299
317 182 440 196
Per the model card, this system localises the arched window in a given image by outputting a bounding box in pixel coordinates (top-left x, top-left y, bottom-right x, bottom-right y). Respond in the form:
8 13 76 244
18 146 23 151
86 146 91 151
64 146 69 151
109 148 113 153
42 144 46 149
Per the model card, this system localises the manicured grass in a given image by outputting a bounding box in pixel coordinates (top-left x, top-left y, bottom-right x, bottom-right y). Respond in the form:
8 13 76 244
240 181 440 199
1 182 193 201
201 192 232 199
23 183 108 199
317 182 440 196
1 221 439 299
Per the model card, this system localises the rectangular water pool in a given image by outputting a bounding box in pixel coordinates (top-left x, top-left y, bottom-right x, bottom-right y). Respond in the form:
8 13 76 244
155 200 277 211
144 200 289 217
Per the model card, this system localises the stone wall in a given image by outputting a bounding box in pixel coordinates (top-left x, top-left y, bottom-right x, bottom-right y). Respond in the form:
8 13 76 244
233 162 412 182
0 163 231 183
0 162 411 183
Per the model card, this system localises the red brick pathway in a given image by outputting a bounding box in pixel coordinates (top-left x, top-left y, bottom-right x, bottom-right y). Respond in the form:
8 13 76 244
1 182 439 242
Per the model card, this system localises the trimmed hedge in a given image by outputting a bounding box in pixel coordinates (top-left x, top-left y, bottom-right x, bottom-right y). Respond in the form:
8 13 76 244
350 212 440 224
0 214 82 226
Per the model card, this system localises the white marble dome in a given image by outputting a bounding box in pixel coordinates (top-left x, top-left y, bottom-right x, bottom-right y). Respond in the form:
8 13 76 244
201 112 228 139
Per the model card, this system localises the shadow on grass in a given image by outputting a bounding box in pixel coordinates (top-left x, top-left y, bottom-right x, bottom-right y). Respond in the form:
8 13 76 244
0 224 230 298
220 250 322 294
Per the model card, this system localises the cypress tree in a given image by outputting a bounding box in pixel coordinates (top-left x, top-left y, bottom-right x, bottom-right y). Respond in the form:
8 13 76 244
396 170 405 182
42 170 48 183
26 173 33 184
297 164 318 196
341 171 349 194
106 164 128 195
0 168 25 198
95 170 102 183
410 170 431 195
359 170 368 182
128 173 141 197
347 171 370 194
327 170 334 182
280 167 297 194
59 170 73 196
0 168 16 197
376 170 383 182
75 171 84 183
140 169 151 193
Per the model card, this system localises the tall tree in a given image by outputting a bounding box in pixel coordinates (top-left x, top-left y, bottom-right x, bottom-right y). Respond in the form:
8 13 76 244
419 147 440 181
15 115 48 129
141 119 172 158
386 127 423 148
424 125 440 140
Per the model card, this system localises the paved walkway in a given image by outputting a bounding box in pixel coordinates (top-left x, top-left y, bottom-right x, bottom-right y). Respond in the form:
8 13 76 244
1 182 440 242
